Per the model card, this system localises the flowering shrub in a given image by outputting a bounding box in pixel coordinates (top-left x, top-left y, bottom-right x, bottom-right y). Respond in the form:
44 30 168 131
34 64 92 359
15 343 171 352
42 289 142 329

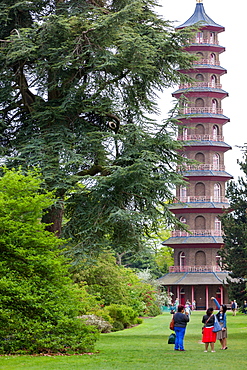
79 315 112 333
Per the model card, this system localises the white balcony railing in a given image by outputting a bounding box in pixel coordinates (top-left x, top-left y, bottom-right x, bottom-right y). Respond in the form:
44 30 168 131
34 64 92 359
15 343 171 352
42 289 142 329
178 164 225 171
193 59 220 66
169 265 222 273
173 196 228 203
193 38 219 45
181 107 223 115
171 229 223 237
177 134 224 142
179 82 222 89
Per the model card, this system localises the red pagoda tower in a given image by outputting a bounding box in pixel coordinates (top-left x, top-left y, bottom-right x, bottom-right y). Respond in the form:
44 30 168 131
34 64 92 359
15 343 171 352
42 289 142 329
158 0 232 309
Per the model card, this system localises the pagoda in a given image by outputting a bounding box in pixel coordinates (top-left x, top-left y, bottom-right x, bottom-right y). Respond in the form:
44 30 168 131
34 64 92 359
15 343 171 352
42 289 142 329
158 0 232 309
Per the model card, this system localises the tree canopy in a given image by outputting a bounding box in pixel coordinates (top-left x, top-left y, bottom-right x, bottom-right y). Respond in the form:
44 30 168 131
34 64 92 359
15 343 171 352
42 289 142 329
0 168 98 354
220 152 247 303
0 0 195 261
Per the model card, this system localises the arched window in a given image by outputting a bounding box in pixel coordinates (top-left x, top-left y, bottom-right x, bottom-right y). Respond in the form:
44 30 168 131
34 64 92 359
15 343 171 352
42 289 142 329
210 53 216 64
180 186 187 201
196 73 204 82
211 75 216 88
195 98 204 107
213 153 220 170
215 217 221 232
195 216 206 230
210 32 215 44
195 124 205 138
196 52 203 63
195 152 205 164
179 216 187 224
179 252 185 269
216 254 221 267
213 125 219 140
181 99 188 113
182 127 188 140
195 251 206 266
195 182 206 198
212 99 218 113
196 32 203 43
214 183 221 201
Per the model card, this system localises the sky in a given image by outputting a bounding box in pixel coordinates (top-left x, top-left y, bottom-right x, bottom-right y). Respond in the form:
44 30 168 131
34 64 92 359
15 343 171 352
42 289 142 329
156 0 246 181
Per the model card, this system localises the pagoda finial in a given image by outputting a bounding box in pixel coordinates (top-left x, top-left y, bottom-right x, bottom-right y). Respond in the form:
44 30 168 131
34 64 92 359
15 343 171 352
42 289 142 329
196 0 203 3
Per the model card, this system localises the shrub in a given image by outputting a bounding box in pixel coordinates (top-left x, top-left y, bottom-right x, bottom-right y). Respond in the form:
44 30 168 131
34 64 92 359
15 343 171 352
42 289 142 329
75 252 162 317
0 316 99 355
112 321 124 331
79 315 112 333
0 168 99 354
106 304 139 329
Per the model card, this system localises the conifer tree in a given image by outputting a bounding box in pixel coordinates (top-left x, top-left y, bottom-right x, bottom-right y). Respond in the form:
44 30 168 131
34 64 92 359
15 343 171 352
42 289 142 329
0 0 195 258
220 153 247 303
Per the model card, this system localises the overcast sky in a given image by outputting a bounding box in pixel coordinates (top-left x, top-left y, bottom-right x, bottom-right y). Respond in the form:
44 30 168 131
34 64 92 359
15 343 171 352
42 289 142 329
156 0 245 181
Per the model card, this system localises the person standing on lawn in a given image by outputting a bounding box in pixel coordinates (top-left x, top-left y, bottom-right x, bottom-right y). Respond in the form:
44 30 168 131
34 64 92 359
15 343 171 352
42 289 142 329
211 297 228 350
202 307 216 352
173 305 190 351
243 300 247 315
231 300 237 316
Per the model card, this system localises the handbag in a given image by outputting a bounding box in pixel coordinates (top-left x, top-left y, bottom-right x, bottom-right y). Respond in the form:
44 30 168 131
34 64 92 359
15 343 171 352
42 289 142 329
168 332 176 344
169 315 175 330
213 314 222 332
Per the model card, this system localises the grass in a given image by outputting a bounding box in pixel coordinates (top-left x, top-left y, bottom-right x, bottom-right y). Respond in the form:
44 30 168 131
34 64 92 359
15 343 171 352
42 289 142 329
0 311 247 370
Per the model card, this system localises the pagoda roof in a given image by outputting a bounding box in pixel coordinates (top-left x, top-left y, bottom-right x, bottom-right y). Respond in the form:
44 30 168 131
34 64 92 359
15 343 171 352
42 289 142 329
173 87 228 96
176 113 230 121
181 140 231 149
169 201 229 210
163 235 224 245
157 271 229 286
181 170 233 178
176 2 224 32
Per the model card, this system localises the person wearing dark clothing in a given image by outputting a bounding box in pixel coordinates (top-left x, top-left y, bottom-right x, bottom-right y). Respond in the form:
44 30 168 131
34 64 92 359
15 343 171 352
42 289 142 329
173 304 190 351
202 307 216 352
243 300 247 315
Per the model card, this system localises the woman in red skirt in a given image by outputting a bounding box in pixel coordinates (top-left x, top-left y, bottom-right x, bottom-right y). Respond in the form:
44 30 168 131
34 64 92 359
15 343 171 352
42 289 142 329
202 307 217 352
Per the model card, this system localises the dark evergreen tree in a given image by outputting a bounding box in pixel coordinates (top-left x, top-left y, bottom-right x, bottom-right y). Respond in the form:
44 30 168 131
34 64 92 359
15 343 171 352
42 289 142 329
0 0 195 260
220 153 247 303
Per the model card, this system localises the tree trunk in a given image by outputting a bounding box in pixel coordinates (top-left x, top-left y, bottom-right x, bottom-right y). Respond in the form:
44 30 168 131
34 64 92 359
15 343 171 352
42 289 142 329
42 203 64 237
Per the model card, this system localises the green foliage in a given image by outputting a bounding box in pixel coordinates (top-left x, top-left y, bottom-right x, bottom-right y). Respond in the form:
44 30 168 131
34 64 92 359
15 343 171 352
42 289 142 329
1 312 247 369
0 0 195 250
74 252 135 306
98 304 140 331
155 246 174 274
220 152 247 303
76 283 103 315
0 168 98 354
78 315 113 333
74 252 161 316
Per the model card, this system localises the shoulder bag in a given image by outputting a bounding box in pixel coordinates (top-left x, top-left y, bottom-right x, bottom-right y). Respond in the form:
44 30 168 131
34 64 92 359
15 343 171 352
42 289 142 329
202 314 213 334
213 314 222 332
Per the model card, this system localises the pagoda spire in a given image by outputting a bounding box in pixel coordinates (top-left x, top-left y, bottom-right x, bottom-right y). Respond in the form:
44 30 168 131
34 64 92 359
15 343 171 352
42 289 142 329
176 1 224 32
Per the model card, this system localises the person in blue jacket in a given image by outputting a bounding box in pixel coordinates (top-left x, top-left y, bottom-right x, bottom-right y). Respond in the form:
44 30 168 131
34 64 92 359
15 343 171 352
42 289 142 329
211 297 227 350
173 304 190 351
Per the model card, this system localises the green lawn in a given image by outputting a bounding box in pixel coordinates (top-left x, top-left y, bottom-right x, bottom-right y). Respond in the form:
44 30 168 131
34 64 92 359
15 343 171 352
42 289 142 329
1 311 246 370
